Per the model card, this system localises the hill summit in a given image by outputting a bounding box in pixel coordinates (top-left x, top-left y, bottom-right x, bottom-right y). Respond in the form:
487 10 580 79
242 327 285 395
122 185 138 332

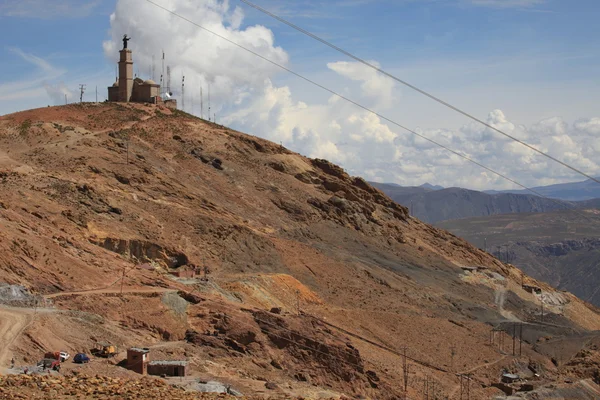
1 103 600 399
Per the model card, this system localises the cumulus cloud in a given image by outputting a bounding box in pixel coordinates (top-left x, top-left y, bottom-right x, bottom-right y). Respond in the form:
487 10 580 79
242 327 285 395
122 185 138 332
101 0 597 192
327 61 397 109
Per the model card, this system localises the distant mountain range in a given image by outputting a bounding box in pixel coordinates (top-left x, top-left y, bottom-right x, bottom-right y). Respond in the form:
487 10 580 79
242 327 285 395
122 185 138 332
372 179 600 224
484 177 600 201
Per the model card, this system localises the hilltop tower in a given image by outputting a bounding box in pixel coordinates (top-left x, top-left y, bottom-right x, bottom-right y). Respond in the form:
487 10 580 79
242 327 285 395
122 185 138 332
107 35 176 108
118 47 134 102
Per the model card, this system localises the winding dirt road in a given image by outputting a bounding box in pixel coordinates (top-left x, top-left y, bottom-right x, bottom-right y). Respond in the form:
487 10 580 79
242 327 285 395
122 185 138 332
0 307 34 372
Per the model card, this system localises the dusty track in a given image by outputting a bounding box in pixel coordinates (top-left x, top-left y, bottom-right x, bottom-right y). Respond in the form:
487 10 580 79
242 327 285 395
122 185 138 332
0 307 34 371
44 287 175 299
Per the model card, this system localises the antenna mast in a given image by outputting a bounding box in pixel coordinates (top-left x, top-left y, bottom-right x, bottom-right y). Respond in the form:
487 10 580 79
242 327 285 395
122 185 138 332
181 75 185 111
160 51 165 88
166 66 171 95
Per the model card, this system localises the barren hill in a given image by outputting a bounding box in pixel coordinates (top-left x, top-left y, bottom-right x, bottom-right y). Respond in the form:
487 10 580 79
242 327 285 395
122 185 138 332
1 103 600 399
437 209 600 307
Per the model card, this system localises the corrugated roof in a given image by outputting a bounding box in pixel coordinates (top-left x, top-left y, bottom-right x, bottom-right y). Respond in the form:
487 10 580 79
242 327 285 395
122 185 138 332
129 347 150 353
149 360 187 366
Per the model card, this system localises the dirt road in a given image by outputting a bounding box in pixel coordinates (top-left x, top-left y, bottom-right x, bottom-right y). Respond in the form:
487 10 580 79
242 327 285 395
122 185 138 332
44 287 175 299
0 307 34 372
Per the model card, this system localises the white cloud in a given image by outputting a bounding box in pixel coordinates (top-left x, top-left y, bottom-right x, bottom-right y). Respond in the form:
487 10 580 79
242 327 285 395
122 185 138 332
43 82 74 106
327 61 397 109
0 0 101 19
0 48 69 105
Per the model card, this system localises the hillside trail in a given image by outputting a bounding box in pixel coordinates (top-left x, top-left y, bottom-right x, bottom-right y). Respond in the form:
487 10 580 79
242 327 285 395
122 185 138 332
0 306 55 373
44 286 174 299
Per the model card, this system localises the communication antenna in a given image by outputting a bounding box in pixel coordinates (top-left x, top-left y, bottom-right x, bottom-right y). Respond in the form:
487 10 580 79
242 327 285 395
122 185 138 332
181 74 185 111
200 86 203 119
166 65 171 95
79 84 86 103
160 51 165 87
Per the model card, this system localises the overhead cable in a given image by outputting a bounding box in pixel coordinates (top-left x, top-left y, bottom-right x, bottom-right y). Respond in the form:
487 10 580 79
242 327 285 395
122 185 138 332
238 0 600 185
142 0 586 217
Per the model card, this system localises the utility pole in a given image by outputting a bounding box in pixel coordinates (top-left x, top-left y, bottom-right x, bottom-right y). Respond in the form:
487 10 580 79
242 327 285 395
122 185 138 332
79 84 86 103
120 266 126 295
401 346 409 399
512 323 516 356
466 373 471 400
519 322 523 356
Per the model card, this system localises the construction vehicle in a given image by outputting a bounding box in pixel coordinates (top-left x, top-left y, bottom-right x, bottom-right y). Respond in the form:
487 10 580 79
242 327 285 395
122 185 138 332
93 342 117 358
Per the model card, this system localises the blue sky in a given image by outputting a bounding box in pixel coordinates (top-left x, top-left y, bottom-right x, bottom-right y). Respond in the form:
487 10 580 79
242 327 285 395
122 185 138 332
1 0 599 190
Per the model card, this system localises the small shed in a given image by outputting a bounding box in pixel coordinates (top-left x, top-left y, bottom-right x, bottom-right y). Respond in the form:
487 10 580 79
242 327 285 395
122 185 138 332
147 360 187 377
127 347 150 375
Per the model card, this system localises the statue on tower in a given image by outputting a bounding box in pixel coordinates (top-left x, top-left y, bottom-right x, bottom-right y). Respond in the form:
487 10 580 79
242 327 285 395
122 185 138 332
122 34 131 50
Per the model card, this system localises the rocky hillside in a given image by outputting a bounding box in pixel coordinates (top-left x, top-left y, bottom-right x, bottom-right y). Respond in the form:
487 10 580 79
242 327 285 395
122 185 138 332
1 103 600 399
437 210 600 306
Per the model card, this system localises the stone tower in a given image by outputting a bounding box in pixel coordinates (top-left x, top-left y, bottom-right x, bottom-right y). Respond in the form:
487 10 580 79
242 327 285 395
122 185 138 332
118 49 134 102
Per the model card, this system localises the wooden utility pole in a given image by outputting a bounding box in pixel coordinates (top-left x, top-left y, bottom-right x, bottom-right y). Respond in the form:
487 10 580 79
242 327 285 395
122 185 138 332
120 266 126 295
512 323 516 356
79 84 86 103
519 323 523 356
401 346 409 399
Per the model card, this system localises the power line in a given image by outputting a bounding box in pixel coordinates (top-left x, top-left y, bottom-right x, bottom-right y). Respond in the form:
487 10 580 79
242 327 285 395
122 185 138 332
238 0 600 186
141 0 588 219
